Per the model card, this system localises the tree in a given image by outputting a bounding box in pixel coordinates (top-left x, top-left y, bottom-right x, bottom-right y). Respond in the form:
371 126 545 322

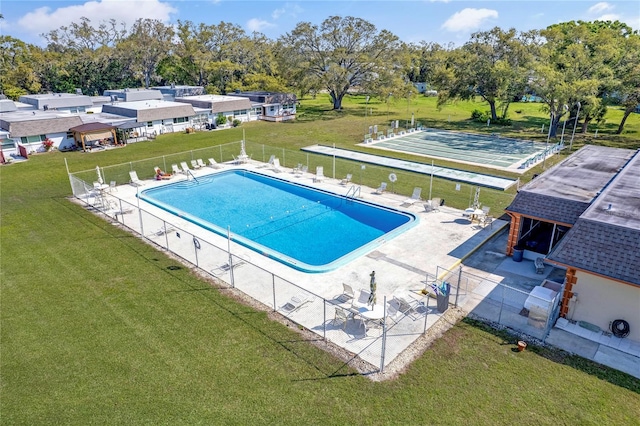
435 27 533 121
613 32 640 134
280 16 401 109
530 21 628 136
119 19 174 88
0 36 42 98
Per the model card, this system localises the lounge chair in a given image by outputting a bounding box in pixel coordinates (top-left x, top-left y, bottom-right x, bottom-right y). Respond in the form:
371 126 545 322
338 283 355 303
190 159 201 169
340 174 352 185
314 166 324 182
196 159 206 168
402 187 422 206
280 293 315 314
535 257 545 274
393 296 420 320
211 260 246 277
430 197 441 212
208 158 223 169
129 170 145 187
374 182 387 194
180 161 192 174
258 155 275 169
295 165 308 176
172 164 182 175
271 158 282 173
154 167 172 180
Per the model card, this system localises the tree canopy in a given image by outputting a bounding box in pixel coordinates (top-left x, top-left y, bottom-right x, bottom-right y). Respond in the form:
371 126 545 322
2 15 639 134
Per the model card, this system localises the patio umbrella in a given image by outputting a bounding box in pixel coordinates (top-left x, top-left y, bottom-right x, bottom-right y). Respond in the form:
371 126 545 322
368 271 377 307
95 165 104 185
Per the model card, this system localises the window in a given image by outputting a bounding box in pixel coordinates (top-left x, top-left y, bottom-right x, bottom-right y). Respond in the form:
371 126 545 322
20 135 46 144
173 117 188 124
233 110 247 116
147 121 153 128
1 138 15 149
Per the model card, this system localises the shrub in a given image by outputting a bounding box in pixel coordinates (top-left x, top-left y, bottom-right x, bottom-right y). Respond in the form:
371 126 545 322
232 119 241 127
215 114 227 126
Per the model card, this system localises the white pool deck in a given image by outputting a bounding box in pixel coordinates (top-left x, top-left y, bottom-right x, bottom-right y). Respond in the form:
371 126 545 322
88 160 640 377
95 159 508 370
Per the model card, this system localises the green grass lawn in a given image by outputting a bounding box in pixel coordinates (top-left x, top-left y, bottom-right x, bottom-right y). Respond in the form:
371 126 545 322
1 99 639 424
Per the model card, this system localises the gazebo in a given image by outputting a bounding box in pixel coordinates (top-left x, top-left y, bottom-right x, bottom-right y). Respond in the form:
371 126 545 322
68 122 118 151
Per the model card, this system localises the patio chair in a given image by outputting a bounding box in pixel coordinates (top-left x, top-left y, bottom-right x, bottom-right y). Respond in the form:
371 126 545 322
340 173 352 185
535 257 545 274
402 187 422 206
208 158 223 169
129 170 145 187
352 289 372 309
271 158 283 173
197 158 207 168
430 197 441 212
481 215 493 229
374 182 387 194
423 200 434 212
385 299 402 325
338 283 355 303
190 159 201 169
172 164 182 175
280 293 315 314
332 307 351 329
314 166 324 182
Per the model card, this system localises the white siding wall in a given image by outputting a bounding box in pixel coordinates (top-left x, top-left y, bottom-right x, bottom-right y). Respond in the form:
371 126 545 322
570 271 640 341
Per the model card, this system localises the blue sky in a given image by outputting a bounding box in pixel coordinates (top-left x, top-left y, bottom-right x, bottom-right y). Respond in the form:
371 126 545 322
2 1 639 47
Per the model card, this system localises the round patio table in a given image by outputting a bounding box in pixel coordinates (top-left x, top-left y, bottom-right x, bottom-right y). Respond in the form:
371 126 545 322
358 305 384 320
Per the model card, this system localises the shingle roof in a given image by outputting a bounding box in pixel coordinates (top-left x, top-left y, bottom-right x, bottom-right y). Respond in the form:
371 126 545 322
507 192 589 224
548 219 640 286
547 149 640 286
1 116 83 137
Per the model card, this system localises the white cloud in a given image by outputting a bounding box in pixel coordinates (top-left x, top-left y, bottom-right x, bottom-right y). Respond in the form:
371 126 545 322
588 2 614 15
271 3 303 21
272 8 285 20
594 13 621 22
246 18 276 32
441 8 498 32
17 0 176 35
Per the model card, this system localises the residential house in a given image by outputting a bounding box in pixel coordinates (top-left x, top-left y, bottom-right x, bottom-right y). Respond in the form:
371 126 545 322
229 91 297 122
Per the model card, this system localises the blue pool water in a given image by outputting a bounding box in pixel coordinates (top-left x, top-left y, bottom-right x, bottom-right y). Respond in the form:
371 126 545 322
139 170 417 272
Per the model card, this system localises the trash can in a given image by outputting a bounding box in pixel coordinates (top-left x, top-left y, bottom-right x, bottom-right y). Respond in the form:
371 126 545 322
512 247 524 262
436 282 451 313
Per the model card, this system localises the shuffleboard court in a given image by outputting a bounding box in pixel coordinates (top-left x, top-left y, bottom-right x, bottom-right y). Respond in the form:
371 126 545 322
301 145 518 190
361 128 553 171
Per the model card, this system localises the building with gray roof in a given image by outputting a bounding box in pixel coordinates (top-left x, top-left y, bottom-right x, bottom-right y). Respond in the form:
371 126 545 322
505 145 640 341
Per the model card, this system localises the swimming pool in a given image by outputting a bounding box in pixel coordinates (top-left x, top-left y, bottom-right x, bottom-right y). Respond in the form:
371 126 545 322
139 170 417 272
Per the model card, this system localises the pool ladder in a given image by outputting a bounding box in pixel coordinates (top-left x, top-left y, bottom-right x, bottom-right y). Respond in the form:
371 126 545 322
345 185 361 201
186 169 199 183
